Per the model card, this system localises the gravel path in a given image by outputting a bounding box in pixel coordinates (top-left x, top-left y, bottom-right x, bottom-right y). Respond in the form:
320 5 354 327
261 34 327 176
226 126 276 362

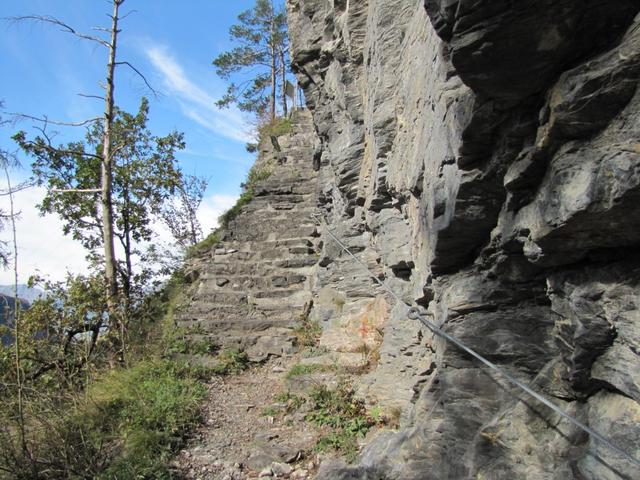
173 357 322 480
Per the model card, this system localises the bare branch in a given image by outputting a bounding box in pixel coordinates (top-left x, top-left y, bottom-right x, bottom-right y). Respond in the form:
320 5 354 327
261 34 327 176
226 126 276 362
77 93 105 101
0 180 35 196
50 188 101 194
118 9 137 21
114 61 158 97
11 113 101 128
6 15 110 48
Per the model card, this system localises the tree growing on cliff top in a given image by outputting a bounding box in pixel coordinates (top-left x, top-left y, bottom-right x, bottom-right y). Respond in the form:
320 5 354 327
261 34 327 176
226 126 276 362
213 0 289 120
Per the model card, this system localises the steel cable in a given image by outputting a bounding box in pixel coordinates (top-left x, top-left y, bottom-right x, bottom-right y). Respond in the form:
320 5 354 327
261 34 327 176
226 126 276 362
311 213 640 469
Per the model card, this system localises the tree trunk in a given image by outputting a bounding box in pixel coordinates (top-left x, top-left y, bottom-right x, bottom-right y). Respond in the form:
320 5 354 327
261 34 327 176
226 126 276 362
270 43 276 120
3 165 30 463
269 1 277 120
121 159 133 308
102 0 121 343
280 49 287 116
121 187 132 331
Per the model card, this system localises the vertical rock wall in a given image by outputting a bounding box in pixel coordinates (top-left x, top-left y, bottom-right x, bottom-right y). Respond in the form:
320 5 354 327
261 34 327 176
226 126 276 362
287 0 640 478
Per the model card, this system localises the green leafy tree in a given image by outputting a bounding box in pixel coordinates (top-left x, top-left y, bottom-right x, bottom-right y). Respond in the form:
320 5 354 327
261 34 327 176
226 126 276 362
15 98 185 305
213 0 289 120
6 274 109 385
7 0 146 339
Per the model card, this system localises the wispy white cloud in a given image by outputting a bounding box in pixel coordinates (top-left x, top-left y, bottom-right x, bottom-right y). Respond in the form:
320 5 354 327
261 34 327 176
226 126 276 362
144 45 252 144
0 186 238 285
0 186 89 284
199 193 238 234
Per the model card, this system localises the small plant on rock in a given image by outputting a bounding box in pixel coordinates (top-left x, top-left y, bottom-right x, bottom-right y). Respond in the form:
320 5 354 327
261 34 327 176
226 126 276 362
285 363 329 379
294 302 322 348
274 391 305 412
305 383 381 463
211 348 249 375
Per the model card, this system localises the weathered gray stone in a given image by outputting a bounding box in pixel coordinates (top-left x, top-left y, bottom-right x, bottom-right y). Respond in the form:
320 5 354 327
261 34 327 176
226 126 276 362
176 110 319 359
286 0 640 478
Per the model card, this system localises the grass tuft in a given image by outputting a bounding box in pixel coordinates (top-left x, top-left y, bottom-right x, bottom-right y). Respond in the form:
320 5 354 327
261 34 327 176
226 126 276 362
211 348 249 376
218 162 274 229
305 383 379 463
258 116 293 139
186 231 221 257
86 360 207 478
285 363 330 379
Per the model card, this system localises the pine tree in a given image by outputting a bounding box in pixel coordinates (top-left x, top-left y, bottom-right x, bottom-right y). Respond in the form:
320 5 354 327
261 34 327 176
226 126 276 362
213 0 289 120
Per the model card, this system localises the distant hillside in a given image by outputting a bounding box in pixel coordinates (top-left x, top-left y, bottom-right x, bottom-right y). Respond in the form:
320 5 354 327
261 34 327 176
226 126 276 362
0 284 45 304
0 293 31 346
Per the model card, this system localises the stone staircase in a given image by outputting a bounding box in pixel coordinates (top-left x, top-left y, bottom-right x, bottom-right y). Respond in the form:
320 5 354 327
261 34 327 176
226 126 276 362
176 110 320 362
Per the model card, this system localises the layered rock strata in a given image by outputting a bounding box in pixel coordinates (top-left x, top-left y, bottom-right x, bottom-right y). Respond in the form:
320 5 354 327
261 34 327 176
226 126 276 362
177 110 320 362
286 0 640 478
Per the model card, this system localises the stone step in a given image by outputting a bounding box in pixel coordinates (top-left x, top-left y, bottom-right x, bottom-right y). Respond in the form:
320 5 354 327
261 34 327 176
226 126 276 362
191 287 306 307
250 291 310 310
250 193 310 203
257 247 316 261
209 250 316 271
175 303 301 324
229 218 317 231
179 292 309 318
177 316 297 333
222 238 313 251
205 262 315 279
197 273 308 291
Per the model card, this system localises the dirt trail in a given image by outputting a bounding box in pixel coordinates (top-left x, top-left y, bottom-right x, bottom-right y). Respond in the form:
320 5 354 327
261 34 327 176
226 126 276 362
173 358 321 480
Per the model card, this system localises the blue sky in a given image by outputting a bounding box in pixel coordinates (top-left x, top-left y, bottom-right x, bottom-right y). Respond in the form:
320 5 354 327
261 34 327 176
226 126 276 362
0 0 277 283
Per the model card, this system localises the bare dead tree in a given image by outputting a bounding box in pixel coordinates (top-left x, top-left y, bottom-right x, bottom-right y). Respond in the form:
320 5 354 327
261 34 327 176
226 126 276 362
7 0 157 363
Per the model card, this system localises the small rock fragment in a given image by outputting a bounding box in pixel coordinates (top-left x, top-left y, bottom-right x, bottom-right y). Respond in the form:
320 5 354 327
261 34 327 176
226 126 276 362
259 467 273 477
271 462 293 477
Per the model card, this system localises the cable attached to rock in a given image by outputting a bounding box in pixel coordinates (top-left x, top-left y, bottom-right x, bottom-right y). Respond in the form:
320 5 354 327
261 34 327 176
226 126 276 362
311 213 640 469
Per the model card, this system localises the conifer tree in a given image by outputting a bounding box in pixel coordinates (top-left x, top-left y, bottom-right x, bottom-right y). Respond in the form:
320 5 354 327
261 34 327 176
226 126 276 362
213 0 289 120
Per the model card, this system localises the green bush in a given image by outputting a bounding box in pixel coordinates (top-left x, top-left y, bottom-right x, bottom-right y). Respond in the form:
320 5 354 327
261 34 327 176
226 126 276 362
218 190 255 228
87 360 206 479
164 329 217 356
259 117 293 139
210 348 249 375
185 231 221 257
286 363 329 379
294 318 322 348
315 430 360 463
0 360 207 479
274 391 305 412
305 383 375 463
218 161 275 229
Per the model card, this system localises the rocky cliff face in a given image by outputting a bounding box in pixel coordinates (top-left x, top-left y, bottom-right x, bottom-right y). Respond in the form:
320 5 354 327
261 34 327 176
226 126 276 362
286 1 640 478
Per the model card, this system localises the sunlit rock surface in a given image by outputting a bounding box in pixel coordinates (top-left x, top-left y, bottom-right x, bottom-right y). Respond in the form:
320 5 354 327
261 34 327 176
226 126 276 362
286 0 640 478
